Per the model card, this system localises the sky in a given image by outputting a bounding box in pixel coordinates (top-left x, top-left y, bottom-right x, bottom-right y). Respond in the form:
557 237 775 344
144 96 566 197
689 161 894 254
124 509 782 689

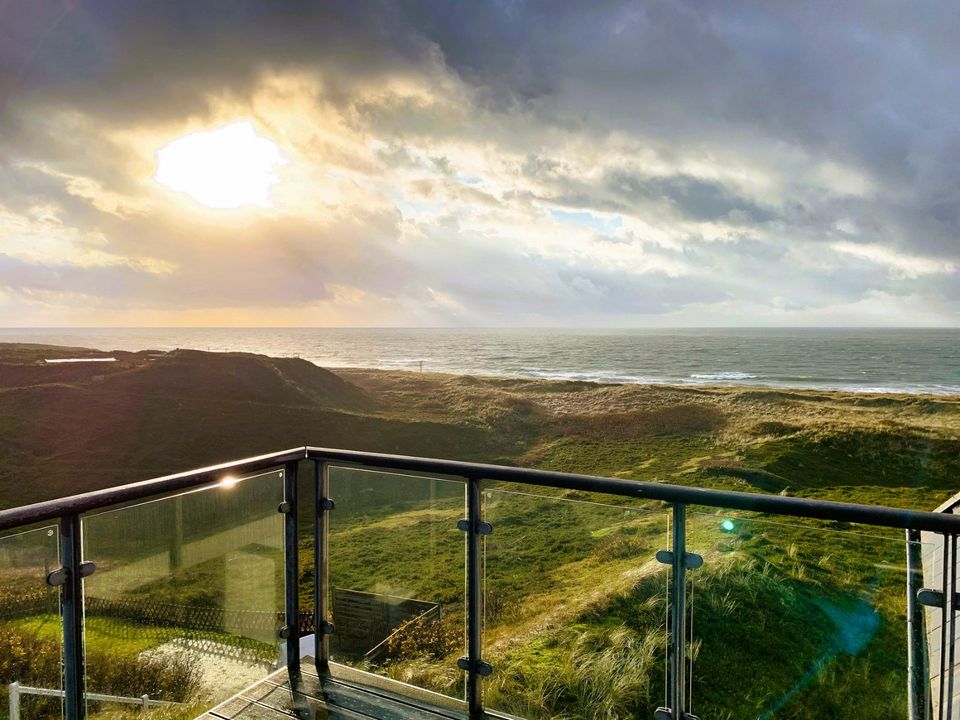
0 1 958 328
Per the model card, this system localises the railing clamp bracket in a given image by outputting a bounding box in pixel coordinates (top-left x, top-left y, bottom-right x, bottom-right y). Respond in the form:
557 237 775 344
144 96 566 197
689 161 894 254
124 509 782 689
46 561 95 587
656 550 702 569
278 501 293 514
457 656 492 677
917 587 959 608
278 625 292 639
319 621 335 635
654 709 700 720
457 519 493 535
319 498 335 511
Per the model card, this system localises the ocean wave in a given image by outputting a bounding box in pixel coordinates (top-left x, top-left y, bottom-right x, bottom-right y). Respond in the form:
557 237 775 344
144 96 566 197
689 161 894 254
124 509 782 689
834 384 960 396
517 368 666 384
689 372 758 381
376 357 431 366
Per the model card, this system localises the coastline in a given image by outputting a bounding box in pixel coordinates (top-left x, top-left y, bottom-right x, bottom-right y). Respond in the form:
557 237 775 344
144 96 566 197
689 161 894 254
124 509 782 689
331 364 960 401
4 336 960 399
2 326 958 397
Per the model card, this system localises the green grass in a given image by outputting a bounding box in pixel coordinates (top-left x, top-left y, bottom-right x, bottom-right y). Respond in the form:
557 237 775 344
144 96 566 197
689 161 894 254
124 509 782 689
6 615 173 655
4 350 960 719
4 613 274 659
292 410 959 718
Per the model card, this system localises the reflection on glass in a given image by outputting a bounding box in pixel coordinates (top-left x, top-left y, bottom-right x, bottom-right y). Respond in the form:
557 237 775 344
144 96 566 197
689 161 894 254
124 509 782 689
327 467 466 701
0 526 62 720
81 470 284 716
482 486 669 719
687 510 927 719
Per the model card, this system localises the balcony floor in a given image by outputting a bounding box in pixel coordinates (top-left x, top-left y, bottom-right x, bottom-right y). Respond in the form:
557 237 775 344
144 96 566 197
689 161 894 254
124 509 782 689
200 660 473 720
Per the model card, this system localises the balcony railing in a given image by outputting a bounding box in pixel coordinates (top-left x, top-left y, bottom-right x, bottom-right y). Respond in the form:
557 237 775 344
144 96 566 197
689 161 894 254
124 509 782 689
0 446 958 720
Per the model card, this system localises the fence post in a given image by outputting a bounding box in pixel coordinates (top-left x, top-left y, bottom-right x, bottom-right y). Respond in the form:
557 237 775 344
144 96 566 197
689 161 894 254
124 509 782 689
169 496 183 570
282 462 301 678
140 695 149 712
314 459 334 673
9 682 20 720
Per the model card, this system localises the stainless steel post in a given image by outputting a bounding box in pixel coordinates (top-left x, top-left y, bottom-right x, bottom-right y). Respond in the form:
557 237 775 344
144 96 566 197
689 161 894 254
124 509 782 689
456 477 492 718
907 529 929 720
314 459 333 672
671 504 688 719
59 514 86 720
283 461 301 677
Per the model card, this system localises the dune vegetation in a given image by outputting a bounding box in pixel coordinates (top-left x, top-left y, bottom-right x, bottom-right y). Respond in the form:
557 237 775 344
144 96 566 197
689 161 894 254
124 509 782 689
1 343 960 718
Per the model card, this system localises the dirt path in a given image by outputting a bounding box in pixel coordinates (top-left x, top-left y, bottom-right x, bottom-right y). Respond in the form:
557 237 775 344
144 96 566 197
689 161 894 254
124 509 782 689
140 640 276 702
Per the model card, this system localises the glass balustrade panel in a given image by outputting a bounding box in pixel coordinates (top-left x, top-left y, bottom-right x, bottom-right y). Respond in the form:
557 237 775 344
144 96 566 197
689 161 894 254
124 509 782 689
81 469 285 718
0 525 62 720
327 466 467 705
686 509 934 720
482 485 670 719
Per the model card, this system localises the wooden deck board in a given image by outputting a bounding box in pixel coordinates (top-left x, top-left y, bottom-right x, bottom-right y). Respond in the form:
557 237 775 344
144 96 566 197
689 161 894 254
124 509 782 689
201 662 472 720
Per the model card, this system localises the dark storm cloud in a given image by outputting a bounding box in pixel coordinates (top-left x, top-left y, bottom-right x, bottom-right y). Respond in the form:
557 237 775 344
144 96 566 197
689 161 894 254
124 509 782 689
401 1 960 255
0 1 429 124
603 171 776 224
1 0 958 324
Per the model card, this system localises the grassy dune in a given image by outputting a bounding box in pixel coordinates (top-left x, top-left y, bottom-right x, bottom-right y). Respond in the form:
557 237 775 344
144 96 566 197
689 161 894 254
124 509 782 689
2 343 960 718
339 366 960 510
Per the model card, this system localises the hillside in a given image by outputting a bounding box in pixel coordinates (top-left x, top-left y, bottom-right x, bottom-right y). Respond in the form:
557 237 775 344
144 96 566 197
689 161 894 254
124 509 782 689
339 367 960 510
0 345 518 507
2 344 959 511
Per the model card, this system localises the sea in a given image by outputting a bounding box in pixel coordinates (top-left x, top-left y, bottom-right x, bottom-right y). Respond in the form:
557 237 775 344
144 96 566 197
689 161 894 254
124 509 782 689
2 327 959 396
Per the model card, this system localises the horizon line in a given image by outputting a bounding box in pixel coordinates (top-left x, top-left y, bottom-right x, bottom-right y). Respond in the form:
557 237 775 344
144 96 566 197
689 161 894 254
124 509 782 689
1 325 959 331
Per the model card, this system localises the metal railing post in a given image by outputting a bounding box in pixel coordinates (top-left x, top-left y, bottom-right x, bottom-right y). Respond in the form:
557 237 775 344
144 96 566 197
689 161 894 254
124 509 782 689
671 504 688 719
946 534 957 720
656 504 701 720
59 514 86 720
458 476 491 719
906 529 930 720
314 459 334 672
282 461 301 677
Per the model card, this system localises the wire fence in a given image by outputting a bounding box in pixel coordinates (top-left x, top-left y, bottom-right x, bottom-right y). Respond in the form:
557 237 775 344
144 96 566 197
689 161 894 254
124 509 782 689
0 593 318 665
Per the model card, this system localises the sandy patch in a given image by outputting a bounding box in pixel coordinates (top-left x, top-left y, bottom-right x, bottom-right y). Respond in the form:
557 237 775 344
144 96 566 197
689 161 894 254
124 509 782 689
140 640 276 701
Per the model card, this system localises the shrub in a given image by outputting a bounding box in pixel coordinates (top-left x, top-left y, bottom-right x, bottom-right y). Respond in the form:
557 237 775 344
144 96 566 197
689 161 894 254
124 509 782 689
0 625 201 720
383 612 460 662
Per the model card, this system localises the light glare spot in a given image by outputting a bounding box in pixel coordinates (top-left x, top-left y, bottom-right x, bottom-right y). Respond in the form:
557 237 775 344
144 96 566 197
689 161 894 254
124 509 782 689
154 121 286 209
220 475 239 489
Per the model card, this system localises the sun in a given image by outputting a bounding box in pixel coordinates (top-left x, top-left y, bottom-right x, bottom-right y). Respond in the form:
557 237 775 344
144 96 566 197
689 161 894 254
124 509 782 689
154 121 286 209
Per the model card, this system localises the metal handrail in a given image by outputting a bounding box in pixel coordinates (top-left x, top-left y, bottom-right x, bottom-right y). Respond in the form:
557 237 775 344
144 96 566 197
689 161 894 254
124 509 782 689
306 446 960 533
0 447 306 532
3 445 959 534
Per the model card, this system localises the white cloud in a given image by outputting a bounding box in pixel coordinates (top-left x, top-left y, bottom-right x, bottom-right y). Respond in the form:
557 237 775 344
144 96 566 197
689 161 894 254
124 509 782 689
831 241 956 279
